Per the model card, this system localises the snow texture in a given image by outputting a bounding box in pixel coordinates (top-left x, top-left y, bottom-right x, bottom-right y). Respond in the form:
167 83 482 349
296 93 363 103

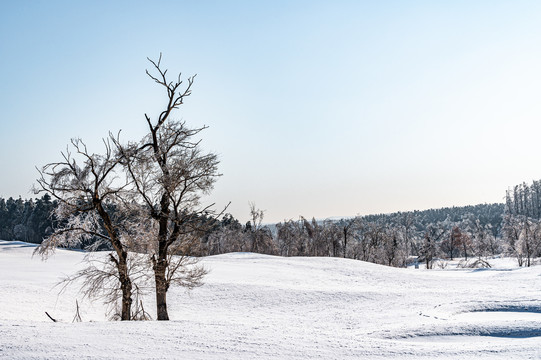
1 240 540 359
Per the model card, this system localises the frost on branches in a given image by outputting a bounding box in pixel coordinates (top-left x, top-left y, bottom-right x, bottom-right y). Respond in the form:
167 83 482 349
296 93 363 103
35 54 220 321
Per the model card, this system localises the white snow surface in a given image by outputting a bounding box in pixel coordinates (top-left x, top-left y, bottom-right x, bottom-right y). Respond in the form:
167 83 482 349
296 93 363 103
1 240 541 359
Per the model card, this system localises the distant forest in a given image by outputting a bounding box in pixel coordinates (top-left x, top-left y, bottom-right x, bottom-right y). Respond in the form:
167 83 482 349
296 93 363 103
2 179 541 268
0 194 56 244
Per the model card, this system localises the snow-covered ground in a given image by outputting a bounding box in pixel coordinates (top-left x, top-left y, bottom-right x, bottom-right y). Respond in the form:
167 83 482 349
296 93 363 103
1 240 540 359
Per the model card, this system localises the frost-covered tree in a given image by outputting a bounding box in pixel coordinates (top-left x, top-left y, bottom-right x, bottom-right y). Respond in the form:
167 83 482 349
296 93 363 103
504 215 541 267
503 179 541 266
277 218 302 257
34 138 137 320
420 225 446 269
399 212 415 259
503 214 524 266
245 203 275 255
34 55 220 321
115 55 219 320
440 226 463 260
206 221 245 255
338 217 358 258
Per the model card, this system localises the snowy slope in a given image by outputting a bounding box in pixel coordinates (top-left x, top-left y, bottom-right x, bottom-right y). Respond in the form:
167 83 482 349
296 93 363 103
1 240 540 359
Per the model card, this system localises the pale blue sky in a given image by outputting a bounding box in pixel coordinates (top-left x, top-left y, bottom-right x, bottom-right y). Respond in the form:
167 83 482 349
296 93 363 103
2 1 541 223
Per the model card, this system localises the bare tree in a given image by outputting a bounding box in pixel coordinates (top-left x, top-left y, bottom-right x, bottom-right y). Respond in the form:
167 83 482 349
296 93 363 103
34 138 136 320
440 226 463 260
503 214 525 266
207 222 246 255
383 226 402 267
400 212 414 259
34 55 221 322
277 219 302 257
338 218 358 258
421 225 446 269
116 54 220 320
246 203 275 254
324 220 342 258
505 215 541 267
469 219 488 259
301 217 330 256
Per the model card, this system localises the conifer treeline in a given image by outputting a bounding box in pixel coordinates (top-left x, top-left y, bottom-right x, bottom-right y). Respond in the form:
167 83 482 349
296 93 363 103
505 180 541 219
502 180 541 267
0 194 56 243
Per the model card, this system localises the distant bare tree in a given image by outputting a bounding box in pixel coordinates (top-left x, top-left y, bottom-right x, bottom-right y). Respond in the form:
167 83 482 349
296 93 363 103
400 212 415 259
277 219 304 257
246 203 275 254
383 227 401 267
364 222 386 263
319 220 340 257
469 219 488 259
302 217 330 256
338 218 358 258
440 226 463 260
503 214 525 266
504 215 541 267
421 225 446 269
206 220 245 255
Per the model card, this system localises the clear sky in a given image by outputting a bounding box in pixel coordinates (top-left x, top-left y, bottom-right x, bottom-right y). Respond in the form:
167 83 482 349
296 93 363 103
2 1 541 223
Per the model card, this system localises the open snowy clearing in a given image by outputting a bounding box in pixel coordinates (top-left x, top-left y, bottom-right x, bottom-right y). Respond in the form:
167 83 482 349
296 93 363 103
1 240 540 359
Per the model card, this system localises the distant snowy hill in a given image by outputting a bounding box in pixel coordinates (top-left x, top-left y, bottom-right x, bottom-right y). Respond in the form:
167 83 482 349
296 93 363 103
1 240 540 359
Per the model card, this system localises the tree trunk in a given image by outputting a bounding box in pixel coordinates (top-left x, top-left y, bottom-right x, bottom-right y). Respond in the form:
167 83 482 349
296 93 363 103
97 200 133 321
155 260 169 320
154 191 171 321
115 255 133 321
120 271 133 321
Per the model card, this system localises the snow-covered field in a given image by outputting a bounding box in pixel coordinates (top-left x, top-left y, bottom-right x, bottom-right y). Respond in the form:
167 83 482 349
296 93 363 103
1 240 540 359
